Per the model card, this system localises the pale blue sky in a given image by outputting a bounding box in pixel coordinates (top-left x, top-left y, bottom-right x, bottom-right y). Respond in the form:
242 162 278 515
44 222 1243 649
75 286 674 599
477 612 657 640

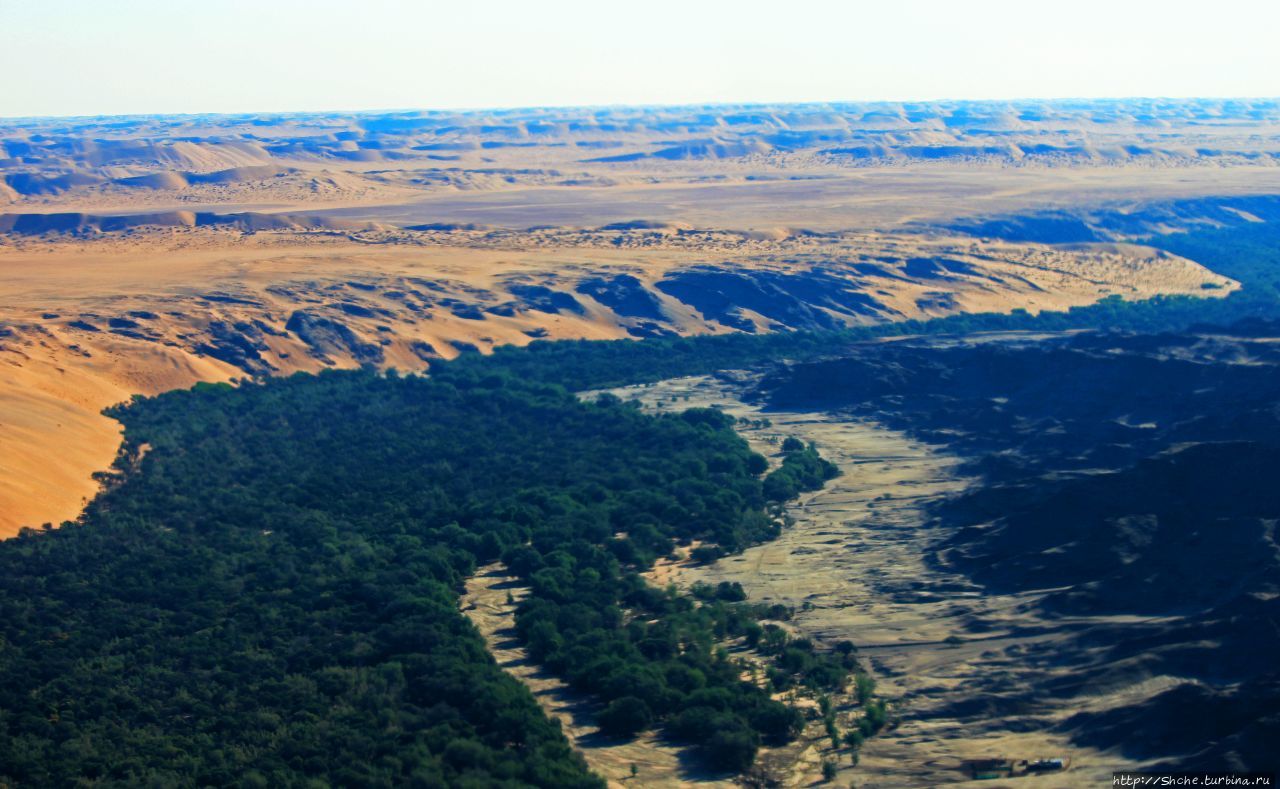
2 0 1277 117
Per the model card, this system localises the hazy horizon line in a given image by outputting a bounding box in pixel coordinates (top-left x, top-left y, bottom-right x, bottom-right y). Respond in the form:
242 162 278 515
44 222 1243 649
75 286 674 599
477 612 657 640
5 94 1280 123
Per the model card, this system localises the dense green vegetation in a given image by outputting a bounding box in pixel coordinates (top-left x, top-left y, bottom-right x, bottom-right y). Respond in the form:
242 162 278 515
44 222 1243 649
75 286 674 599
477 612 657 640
0 370 854 787
1152 222 1280 309
762 440 841 503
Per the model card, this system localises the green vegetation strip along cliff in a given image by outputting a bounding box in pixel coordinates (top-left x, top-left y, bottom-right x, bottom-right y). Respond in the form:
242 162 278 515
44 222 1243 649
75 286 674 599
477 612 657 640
437 222 1280 391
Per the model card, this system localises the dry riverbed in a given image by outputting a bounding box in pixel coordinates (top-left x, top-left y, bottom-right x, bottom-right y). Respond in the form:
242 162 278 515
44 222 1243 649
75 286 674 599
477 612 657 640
463 373 1166 787
599 374 1162 788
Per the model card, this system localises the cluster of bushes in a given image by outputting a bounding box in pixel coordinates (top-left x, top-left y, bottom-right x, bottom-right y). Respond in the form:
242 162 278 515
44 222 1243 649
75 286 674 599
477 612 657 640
763 439 841 501
691 580 748 602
